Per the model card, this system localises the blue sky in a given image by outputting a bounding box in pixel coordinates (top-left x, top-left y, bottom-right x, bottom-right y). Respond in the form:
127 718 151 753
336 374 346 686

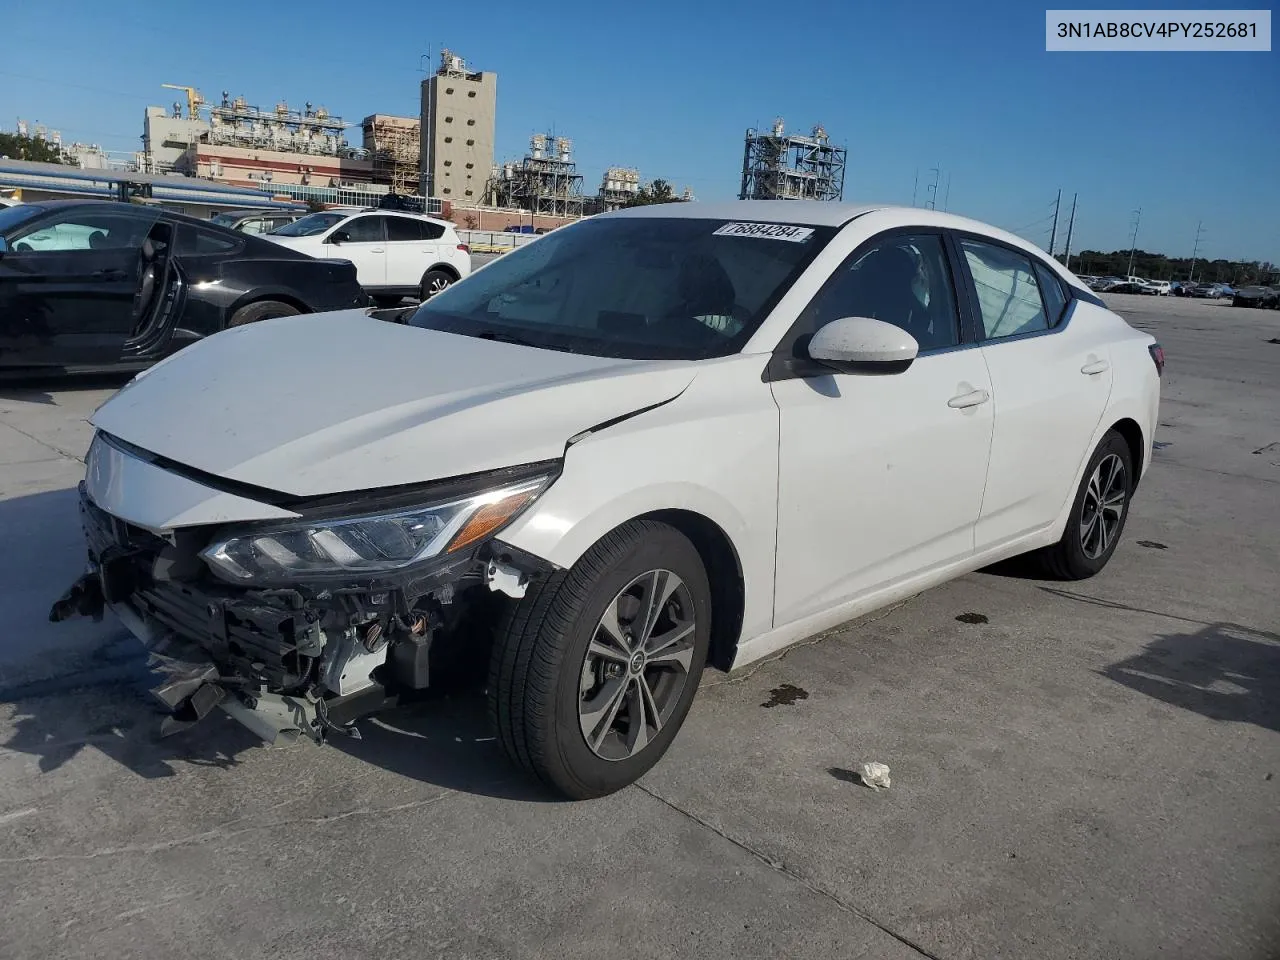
3 0 1276 261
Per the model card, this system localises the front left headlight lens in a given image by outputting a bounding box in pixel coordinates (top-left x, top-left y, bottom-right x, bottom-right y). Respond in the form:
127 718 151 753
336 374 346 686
201 475 550 583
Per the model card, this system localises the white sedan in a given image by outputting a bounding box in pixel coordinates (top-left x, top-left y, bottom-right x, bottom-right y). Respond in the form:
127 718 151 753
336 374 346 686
52 201 1163 799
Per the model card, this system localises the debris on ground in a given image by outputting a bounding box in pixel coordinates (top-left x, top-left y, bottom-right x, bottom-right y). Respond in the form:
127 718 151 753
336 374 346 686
855 761 892 790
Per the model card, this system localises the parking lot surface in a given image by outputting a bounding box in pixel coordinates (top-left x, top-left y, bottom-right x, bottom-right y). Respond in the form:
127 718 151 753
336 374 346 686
1 295 1276 960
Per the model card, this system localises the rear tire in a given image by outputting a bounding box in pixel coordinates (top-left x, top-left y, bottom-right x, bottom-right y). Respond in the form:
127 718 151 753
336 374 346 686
420 269 455 300
488 520 711 799
1036 430 1134 580
228 300 300 327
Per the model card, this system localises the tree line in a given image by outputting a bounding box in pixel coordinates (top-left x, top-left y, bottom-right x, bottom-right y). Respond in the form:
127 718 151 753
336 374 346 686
0 132 66 164
1062 249 1276 285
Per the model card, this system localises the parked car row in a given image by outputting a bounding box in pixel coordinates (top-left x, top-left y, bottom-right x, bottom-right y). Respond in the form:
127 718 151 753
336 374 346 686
1078 274 1242 299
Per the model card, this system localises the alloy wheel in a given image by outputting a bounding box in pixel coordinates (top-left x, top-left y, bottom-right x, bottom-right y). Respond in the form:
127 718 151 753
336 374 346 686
1079 453 1127 560
425 276 450 296
578 569 697 762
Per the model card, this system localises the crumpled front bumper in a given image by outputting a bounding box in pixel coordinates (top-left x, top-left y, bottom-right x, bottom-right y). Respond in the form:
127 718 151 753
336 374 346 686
50 562 382 743
50 482 551 744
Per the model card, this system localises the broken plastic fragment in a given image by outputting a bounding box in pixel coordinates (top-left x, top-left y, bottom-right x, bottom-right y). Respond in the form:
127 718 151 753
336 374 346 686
855 761 891 790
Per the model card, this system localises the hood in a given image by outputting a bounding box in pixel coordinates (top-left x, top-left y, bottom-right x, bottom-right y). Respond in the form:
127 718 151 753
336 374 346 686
92 311 696 497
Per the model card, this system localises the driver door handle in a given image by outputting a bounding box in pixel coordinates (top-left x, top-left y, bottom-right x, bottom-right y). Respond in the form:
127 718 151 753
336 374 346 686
369 248 385 253
92 268 128 280
948 388 990 409
1081 359 1110 375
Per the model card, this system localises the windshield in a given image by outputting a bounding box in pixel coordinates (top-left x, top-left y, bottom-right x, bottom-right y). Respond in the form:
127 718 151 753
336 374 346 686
0 203 44 237
270 212 346 237
209 213 241 227
407 216 835 360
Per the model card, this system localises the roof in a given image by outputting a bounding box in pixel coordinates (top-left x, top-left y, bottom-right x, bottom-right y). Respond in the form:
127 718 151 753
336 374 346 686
600 200 882 227
596 200 1066 268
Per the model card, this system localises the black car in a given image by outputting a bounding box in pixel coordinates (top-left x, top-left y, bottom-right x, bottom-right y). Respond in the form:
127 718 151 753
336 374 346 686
0 200 370 376
1232 285 1280 309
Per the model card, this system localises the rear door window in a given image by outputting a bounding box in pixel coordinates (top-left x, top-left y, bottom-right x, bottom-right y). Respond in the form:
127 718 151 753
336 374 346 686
959 239 1049 340
342 216 384 243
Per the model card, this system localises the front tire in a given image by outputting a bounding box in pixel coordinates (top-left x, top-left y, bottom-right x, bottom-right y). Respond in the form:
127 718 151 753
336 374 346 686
489 520 711 799
420 269 455 300
1036 430 1134 580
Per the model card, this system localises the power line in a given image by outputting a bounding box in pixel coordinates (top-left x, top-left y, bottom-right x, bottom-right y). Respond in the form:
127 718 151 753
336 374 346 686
1007 211 1057 234
0 70 155 104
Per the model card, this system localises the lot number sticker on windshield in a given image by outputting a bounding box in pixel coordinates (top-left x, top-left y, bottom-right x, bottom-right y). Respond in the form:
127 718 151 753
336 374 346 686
712 222 815 242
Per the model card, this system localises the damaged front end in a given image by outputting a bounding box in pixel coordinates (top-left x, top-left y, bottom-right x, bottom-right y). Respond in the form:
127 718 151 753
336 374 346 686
50 437 560 743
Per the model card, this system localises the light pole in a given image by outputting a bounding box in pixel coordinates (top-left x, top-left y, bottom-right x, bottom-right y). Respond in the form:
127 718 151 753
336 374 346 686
1048 188 1061 257
1062 193 1078 268
1126 207 1142 277
1189 221 1205 282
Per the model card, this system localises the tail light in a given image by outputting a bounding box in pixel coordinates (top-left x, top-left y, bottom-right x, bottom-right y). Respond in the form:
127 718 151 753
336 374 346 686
1149 342 1165 376
457 243 470 254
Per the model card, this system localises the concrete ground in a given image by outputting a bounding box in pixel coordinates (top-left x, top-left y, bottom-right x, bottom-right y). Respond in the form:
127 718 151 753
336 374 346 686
0 294 1277 960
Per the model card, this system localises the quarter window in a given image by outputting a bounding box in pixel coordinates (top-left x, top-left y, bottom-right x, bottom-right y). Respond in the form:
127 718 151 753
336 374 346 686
961 239 1048 339
386 217 444 241
798 233 960 351
1033 261 1068 328
175 226 239 255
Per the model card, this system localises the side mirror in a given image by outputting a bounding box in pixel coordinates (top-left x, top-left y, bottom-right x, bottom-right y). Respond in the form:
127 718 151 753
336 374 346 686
807 317 919 375
0 237 8 256
327 231 350 245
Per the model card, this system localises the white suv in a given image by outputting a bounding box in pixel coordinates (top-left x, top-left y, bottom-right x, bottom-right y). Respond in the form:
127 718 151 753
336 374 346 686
266 209 471 305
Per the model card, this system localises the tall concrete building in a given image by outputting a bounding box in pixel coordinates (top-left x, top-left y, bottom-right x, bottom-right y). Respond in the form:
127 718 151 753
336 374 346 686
419 49 496 203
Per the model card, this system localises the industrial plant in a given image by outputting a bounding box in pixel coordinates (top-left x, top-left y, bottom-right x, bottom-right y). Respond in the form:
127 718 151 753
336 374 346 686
739 118 847 202
4 47 848 226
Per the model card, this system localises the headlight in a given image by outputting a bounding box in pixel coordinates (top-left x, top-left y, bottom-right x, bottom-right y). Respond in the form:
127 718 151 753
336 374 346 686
201 474 551 584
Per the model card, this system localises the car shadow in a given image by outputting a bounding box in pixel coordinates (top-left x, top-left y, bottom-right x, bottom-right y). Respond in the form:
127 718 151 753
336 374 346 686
0 484 557 798
332 687 560 802
0 371 136 405
1102 619 1280 733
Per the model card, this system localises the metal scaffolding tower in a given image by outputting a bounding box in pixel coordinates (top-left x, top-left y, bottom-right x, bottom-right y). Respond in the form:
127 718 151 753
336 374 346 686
738 118 847 201
362 115 421 195
491 133 585 216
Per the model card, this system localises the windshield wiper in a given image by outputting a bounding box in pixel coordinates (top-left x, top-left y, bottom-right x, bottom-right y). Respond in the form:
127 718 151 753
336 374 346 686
475 329 540 348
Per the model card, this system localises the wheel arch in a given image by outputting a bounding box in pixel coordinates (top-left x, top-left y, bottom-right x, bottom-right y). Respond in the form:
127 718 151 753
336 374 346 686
1108 416 1145 491
423 262 461 282
636 509 745 672
225 292 311 326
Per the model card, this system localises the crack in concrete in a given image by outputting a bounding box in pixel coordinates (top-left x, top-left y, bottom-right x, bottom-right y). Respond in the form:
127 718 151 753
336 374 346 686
634 782 945 960
0 416 88 464
0 790 454 864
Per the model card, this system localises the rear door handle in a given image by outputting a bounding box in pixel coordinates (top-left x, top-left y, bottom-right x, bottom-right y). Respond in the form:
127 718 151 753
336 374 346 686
948 388 990 409
91 268 128 280
1081 359 1110 375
